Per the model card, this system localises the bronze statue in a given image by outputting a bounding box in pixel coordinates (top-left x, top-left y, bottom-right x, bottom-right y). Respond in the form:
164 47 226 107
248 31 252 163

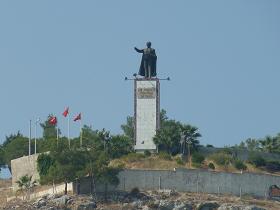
134 42 157 78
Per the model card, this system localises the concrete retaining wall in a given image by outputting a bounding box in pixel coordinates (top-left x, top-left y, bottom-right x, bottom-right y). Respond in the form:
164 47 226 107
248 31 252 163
74 169 280 198
11 154 40 191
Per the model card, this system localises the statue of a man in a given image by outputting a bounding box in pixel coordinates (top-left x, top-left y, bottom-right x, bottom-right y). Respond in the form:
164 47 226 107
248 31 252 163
134 42 157 78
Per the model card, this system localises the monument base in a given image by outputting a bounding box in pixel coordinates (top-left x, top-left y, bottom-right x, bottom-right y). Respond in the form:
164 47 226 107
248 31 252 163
134 78 160 152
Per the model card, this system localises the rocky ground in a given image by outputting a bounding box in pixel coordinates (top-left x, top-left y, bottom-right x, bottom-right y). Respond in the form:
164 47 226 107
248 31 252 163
2 189 280 210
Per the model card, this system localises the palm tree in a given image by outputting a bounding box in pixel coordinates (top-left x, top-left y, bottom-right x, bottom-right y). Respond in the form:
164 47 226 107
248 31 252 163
180 124 201 155
259 136 277 153
16 175 37 200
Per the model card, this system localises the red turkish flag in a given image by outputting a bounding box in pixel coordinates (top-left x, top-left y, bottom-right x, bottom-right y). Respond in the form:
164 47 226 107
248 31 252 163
62 107 69 117
49 116 57 125
74 113 81 122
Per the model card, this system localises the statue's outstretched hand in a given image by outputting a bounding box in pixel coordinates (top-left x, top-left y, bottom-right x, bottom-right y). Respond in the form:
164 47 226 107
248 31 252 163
134 47 138 51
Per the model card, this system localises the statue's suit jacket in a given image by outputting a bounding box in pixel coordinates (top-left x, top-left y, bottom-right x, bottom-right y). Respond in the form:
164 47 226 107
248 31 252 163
137 48 157 77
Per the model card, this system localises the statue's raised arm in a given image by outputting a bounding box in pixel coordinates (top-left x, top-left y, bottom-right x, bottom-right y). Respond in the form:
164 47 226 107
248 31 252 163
134 47 144 53
134 42 157 78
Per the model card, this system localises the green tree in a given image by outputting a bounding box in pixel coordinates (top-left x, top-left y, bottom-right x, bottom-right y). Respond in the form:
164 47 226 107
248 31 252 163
52 150 87 194
180 124 201 154
0 146 5 171
40 115 60 140
259 136 278 153
153 120 182 154
3 132 23 147
37 148 121 195
121 116 134 140
245 138 260 151
80 125 101 149
107 135 133 159
2 134 29 173
121 109 169 142
37 153 55 177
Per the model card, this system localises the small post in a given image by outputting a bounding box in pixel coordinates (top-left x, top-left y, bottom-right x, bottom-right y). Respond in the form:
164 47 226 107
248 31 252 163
239 187 242 199
218 186 220 196
159 176 161 190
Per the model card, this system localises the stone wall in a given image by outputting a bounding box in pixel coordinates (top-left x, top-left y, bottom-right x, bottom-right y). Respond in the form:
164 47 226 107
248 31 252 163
74 169 280 198
11 154 40 191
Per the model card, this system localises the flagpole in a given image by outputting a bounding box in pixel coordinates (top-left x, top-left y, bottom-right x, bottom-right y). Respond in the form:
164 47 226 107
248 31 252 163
80 118 82 148
29 120 31 156
56 124 59 148
35 120 37 155
68 115 70 149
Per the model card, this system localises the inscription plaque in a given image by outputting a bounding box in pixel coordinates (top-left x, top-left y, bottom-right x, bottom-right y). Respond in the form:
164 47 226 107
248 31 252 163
137 87 156 99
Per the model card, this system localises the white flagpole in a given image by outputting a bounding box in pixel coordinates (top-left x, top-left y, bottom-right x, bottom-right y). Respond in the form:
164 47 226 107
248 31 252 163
80 118 82 148
68 115 70 149
34 118 40 155
29 120 31 156
56 126 59 147
35 120 37 155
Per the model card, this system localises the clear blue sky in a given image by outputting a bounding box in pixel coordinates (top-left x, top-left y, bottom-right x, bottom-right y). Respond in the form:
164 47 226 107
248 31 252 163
0 0 280 147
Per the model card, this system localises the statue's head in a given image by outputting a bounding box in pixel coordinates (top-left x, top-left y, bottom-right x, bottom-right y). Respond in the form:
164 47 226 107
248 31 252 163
146 41 152 48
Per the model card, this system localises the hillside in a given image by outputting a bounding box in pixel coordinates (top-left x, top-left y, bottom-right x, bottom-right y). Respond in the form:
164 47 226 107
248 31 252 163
110 153 280 176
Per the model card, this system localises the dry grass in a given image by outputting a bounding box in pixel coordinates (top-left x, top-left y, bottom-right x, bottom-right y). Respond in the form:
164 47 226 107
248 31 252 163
0 179 12 208
110 154 187 170
110 154 280 178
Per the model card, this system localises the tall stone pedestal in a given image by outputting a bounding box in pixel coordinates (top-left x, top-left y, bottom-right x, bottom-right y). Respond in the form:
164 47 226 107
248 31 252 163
134 78 160 152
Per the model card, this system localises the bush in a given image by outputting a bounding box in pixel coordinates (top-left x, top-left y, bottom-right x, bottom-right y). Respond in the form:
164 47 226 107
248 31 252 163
175 156 184 165
37 153 54 176
248 153 266 167
130 187 140 196
234 159 247 170
158 152 172 160
192 153 205 164
206 144 214 148
265 160 280 172
208 162 215 170
144 150 151 157
209 152 233 167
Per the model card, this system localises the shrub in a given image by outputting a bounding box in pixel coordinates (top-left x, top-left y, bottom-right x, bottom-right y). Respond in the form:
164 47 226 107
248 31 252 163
206 144 214 148
37 153 54 176
192 153 205 164
234 159 247 170
248 153 266 167
158 152 172 160
209 152 233 167
130 187 140 196
121 153 145 163
208 162 215 170
144 150 151 157
220 148 233 155
175 156 184 165
265 160 280 172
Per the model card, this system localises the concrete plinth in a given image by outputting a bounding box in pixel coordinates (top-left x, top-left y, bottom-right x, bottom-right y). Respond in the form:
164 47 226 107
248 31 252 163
134 78 160 152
